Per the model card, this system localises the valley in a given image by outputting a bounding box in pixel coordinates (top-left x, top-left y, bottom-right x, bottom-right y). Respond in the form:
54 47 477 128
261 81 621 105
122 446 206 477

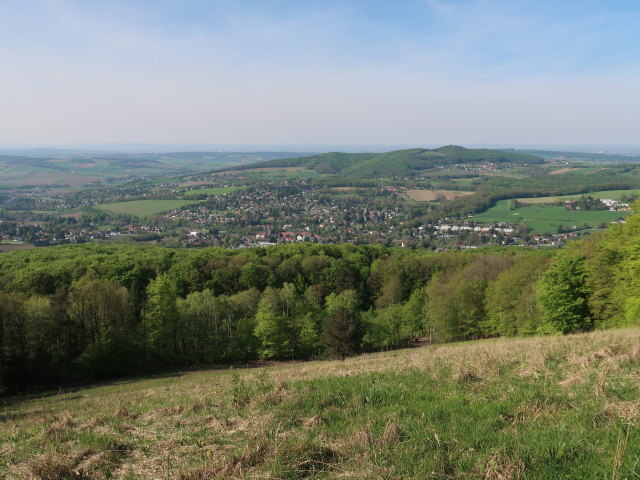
1 146 638 251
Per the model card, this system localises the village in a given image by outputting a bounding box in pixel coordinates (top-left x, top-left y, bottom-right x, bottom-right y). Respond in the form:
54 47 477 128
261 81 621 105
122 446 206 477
0 176 632 252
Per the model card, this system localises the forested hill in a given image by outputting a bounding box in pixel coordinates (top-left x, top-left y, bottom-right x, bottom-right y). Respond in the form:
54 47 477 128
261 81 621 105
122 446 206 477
223 146 544 177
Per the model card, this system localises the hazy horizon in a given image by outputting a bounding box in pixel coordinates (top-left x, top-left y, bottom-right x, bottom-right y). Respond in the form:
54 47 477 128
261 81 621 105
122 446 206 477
2 143 640 156
2 1 639 146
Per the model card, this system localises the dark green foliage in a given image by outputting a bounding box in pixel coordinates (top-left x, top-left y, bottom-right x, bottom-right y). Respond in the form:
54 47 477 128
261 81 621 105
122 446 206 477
321 291 363 358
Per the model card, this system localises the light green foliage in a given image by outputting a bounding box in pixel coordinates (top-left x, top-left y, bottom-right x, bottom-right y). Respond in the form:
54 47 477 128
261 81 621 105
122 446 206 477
144 273 180 364
424 255 511 342
325 289 359 315
254 297 290 359
177 289 234 362
538 254 592 333
484 256 550 336
291 312 320 358
597 202 640 326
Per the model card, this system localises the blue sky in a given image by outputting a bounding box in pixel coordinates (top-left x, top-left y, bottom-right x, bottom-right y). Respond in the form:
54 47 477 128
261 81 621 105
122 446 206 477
1 0 639 147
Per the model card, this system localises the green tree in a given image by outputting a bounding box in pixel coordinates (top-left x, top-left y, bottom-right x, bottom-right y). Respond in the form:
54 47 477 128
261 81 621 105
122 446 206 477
178 290 232 363
484 256 549 336
144 273 180 366
322 290 363 358
69 278 137 378
538 254 592 334
254 298 290 359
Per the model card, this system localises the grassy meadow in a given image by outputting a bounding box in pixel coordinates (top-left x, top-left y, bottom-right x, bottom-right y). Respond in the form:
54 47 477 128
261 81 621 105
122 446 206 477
95 199 200 217
516 189 640 204
1 328 639 479
475 199 628 234
183 186 242 197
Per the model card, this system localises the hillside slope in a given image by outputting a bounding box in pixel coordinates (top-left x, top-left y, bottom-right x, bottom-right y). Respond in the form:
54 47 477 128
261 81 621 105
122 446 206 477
2 328 638 479
226 145 544 177
513 149 640 163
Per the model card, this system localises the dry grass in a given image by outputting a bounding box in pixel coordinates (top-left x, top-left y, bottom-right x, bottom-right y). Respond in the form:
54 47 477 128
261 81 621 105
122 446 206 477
549 168 580 175
178 181 213 187
406 189 474 201
482 452 525 480
1 328 639 479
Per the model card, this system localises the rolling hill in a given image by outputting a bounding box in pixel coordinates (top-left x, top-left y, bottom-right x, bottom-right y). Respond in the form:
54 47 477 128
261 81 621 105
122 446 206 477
223 145 545 178
512 149 640 163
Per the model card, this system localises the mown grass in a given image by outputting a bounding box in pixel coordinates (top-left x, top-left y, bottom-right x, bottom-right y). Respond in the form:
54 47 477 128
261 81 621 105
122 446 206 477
1 329 639 479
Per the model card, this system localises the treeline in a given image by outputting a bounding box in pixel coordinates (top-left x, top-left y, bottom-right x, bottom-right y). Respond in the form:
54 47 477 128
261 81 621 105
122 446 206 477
1 207 640 393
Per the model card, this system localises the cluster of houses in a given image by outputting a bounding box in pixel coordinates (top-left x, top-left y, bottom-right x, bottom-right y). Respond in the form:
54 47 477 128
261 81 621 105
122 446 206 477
600 199 631 211
277 231 319 243
433 224 515 234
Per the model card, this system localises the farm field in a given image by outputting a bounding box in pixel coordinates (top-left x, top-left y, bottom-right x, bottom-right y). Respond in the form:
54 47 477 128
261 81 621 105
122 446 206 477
0 159 174 187
516 189 640 204
217 167 320 179
1 328 638 479
548 167 581 175
94 199 200 216
0 152 310 188
183 186 242 197
474 199 629 233
406 189 473 201
542 164 607 175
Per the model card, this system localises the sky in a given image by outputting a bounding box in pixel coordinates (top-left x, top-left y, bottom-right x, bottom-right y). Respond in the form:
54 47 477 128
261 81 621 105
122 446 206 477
1 0 639 149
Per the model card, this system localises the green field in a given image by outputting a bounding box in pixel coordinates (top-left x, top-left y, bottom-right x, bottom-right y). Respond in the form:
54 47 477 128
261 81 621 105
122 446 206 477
183 186 242 197
239 168 320 179
517 189 640 204
95 199 200 216
1 329 638 479
475 199 628 234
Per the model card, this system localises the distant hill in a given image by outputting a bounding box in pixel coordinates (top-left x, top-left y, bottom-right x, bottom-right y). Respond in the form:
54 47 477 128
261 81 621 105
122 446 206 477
509 149 640 163
225 145 544 177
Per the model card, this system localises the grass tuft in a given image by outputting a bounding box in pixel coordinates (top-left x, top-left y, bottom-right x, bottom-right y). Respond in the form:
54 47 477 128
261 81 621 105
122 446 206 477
3 328 640 479
30 455 78 480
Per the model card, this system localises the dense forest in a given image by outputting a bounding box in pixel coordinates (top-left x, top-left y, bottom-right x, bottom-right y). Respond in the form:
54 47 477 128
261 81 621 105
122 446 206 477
1 203 639 394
